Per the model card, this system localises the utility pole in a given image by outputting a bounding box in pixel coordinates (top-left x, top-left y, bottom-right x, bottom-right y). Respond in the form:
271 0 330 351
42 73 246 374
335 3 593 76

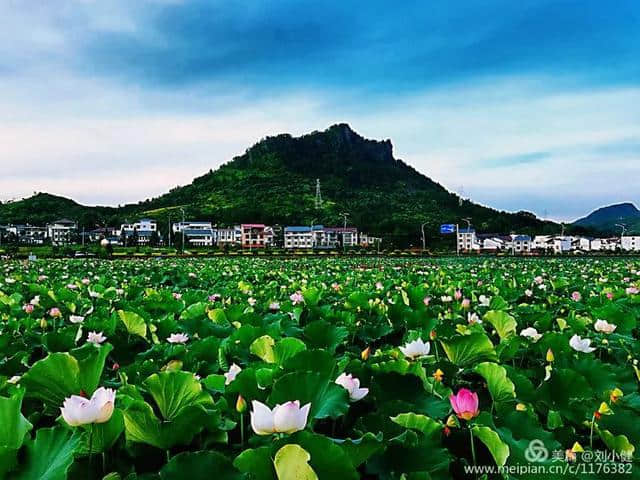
168 214 172 248
420 222 428 252
315 179 322 209
310 218 317 250
180 208 185 254
340 212 349 254
82 226 85 248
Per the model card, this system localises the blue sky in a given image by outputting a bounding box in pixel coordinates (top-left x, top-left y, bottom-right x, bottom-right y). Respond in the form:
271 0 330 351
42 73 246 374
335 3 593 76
0 0 638 220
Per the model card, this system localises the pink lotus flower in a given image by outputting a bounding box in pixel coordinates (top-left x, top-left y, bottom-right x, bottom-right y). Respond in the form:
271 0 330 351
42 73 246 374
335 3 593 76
209 293 221 302
23 304 34 314
172 292 182 300
571 291 582 302
335 373 369 402
449 388 479 420
269 302 280 311
167 333 189 344
606 292 614 300
290 292 304 305
87 331 107 345
626 287 639 295
423 296 431 306
461 298 471 309
81 278 90 285
454 290 463 300
49 307 62 318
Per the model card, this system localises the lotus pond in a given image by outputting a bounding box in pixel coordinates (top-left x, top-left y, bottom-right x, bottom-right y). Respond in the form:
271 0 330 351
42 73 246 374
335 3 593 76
0 257 639 479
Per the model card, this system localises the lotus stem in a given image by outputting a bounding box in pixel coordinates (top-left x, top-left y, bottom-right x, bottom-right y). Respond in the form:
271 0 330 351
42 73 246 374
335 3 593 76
240 413 245 447
88 424 94 478
590 413 595 449
469 425 477 472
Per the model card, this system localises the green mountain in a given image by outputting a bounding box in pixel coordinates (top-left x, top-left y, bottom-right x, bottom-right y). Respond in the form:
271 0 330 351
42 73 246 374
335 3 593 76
573 203 640 234
1 124 559 246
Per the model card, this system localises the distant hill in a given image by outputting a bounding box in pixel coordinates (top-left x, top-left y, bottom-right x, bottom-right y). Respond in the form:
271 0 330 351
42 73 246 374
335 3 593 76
0 124 559 246
573 203 640 234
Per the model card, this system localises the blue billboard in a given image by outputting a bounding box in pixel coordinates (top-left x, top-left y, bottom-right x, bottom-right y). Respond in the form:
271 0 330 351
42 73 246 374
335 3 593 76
440 224 456 234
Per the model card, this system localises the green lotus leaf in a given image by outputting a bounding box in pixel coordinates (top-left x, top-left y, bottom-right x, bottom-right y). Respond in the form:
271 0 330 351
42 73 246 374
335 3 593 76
274 444 318 480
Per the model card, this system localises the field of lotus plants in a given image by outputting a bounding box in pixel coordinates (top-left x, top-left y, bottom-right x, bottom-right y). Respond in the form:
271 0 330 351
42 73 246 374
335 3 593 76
0 257 639 479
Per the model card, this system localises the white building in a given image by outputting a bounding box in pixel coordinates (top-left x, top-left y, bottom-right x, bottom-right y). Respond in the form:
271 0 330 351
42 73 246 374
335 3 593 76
217 226 242 247
553 237 572 254
622 236 640 251
511 234 532 253
172 221 216 247
46 219 77 246
457 228 480 251
359 232 381 248
118 219 158 245
284 226 315 249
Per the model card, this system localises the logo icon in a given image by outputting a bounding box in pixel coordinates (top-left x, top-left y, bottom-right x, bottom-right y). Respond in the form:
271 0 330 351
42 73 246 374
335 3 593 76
525 439 549 463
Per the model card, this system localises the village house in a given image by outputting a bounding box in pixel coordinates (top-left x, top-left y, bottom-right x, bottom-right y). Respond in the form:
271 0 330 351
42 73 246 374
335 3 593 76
118 219 158 245
173 221 216 247
621 236 640 251
46 219 77 246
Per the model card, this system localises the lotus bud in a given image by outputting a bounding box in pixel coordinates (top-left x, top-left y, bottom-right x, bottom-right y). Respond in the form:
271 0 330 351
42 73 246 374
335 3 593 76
361 346 371 361
610 388 623 403
598 402 613 415
516 403 527 411
446 415 459 428
571 442 584 453
236 395 247 413
429 330 437 340
39 318 48 329
433 369 444 382
546 349 555 363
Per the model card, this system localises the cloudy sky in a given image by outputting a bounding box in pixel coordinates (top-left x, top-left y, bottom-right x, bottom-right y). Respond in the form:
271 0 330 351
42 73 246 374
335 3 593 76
1 0 638 220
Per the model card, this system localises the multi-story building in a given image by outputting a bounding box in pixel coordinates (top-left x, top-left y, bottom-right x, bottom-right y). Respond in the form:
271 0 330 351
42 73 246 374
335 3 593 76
457 228 479 251
241 224 273 248
217 226 242 247
622 236 640 251
359 232 381 248
322 227 358 248
511 234 532 253
46 219 77 246
119 219 158 246
284 226 315 249
173 221 216 247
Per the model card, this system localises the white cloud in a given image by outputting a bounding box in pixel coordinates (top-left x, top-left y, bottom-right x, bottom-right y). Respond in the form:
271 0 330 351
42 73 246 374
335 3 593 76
0 69 637 220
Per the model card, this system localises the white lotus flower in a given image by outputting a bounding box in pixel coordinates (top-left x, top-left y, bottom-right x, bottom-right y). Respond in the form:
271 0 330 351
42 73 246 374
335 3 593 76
399 338 430 359
594 319 617 334
520 327 542 342
224 363 242 385
478 295 491 307
335 373 369 402
569 334 596 353
250 400 311 435
167 333 189 344
69 315 85 324
87 331 107 345
60 387 115 426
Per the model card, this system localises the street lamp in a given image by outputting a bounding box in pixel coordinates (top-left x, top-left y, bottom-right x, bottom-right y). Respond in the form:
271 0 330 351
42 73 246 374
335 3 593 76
420 222 428 252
